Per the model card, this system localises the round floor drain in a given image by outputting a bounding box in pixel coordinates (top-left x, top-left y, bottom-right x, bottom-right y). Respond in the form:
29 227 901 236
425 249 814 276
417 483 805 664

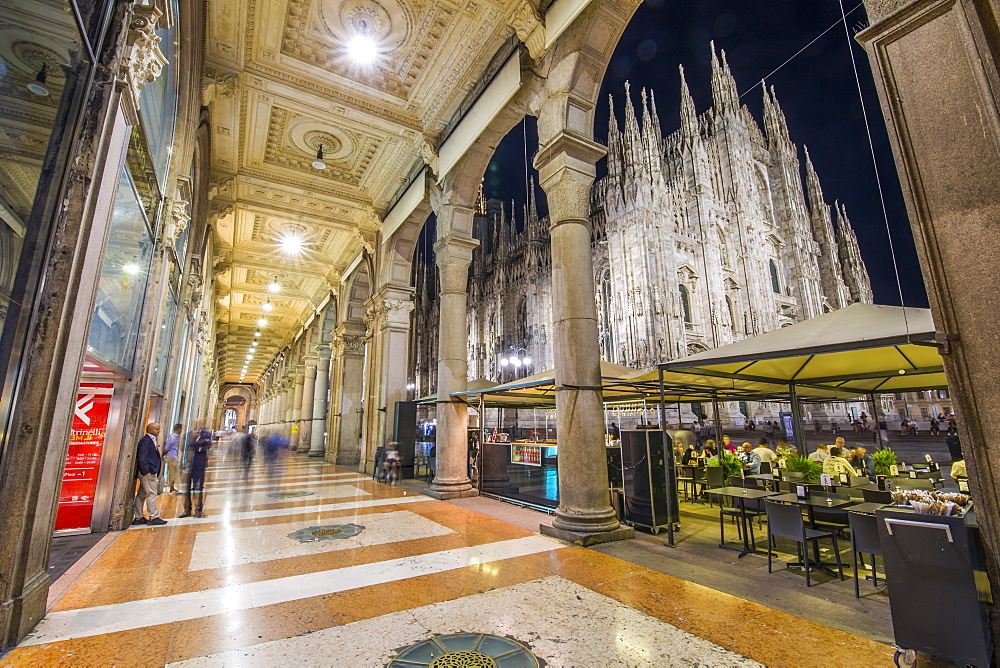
429 651 497 668
389 633 541 667
288 524 364 542
266 491 314 498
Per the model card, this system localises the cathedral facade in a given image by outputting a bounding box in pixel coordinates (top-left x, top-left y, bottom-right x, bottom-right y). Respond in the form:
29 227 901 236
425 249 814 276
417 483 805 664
412 45 873 398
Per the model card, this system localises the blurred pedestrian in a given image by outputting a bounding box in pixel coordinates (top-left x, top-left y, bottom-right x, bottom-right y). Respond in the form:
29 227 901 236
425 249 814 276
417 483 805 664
181 428 211 518
162 423 183 494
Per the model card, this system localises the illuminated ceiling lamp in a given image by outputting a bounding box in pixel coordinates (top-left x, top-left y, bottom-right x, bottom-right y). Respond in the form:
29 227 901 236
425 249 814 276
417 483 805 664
27 64 49 96
280 234 304 256
268 276 281 293
347 32 377 65
311 144 327 170
262 299 274 312
257 318 268 327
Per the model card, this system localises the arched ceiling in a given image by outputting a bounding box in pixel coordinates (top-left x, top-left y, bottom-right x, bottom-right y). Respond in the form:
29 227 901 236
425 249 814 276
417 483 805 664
205 0 532 382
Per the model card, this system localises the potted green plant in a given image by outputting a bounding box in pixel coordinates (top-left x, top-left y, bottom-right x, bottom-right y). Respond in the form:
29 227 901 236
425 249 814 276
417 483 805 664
706 449 743 479
783 455 824 482
872 447 898 476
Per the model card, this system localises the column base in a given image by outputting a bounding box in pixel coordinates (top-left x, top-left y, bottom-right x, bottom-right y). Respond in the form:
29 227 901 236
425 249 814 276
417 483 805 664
540 523 635 547
424 479 479 500
307 450 324 457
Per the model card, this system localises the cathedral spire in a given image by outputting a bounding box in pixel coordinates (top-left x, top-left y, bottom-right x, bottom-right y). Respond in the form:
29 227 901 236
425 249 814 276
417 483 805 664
623 81 643 170
836 202 873 304
803 146 825 215
679 65 698 139
640 87 662 158
762 83 792 150
528 176 538 223
710 41 739 114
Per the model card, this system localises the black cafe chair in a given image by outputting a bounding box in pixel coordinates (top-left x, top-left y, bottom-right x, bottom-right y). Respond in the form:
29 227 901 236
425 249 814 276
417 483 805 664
810 492 852 533
862 488 892 504
705 466 725 507
764 500 844 587
847 510 884 597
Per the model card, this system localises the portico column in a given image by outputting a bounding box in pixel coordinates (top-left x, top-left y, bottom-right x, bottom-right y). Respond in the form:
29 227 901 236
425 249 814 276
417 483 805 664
309 344 332 457
280 381 291 442
427 226 479 499
331 329 366 466
858 0 1000 645
535 132 632 543
298 357 317 454
289 366 305 450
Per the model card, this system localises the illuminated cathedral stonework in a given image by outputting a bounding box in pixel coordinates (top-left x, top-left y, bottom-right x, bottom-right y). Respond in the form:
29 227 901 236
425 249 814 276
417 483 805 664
413 46 872 400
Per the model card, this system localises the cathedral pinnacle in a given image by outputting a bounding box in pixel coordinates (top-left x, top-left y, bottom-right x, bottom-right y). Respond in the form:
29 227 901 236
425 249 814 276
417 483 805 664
762 83 792 150
710 41 739 114
679 65 698 138
803 146 825 214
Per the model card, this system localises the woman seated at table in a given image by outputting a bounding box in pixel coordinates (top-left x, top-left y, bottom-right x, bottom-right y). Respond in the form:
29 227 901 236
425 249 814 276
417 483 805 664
703 445 718 464
822 446 859 477
681 446 699 465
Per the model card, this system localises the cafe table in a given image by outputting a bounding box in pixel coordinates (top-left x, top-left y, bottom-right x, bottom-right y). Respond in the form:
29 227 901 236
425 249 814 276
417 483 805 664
706 486 777 558
766 492 854 575
844 502 889 515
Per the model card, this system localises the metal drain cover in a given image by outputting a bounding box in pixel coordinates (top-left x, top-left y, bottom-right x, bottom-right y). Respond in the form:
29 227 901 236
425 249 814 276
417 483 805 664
389 633 541 667
288 524 364 542
429 651 497 668
266 491 314 498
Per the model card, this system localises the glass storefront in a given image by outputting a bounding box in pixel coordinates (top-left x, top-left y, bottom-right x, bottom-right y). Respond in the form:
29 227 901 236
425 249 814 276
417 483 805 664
0 0 92 465
86 167 155 371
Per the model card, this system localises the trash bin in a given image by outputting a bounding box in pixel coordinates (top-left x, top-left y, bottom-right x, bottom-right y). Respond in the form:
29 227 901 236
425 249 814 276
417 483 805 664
876 507 993 666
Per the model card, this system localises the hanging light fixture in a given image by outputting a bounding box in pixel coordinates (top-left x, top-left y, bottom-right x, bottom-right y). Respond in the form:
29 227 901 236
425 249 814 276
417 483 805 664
27 64 49 96
255 329 261 337
257 318 268 327
262 300 274 312
312 144 327 170
268 276 281 293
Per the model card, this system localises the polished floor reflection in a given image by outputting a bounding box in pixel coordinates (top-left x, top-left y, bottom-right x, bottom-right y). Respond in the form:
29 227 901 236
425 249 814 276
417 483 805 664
5 451 894 666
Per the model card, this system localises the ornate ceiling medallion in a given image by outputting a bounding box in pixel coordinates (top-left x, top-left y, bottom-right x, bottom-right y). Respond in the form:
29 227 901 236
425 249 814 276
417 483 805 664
322 0 410 55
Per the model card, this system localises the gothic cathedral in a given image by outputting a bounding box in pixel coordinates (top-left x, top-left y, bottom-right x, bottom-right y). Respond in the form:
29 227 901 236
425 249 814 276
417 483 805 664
412 45 873 394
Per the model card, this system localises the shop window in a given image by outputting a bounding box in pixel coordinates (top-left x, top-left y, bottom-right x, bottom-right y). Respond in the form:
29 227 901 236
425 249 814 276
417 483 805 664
679 285 692 323
86 168 154 371
151 291 177 391
769 260 781 294
138 0 179 190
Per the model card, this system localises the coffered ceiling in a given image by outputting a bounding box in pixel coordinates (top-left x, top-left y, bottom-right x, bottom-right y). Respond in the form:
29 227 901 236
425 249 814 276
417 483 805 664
204 0 529 382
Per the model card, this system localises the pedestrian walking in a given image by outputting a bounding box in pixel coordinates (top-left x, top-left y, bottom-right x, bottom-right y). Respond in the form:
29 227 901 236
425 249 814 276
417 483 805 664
133 423 167 525
162 423 182 494
181 428 212 518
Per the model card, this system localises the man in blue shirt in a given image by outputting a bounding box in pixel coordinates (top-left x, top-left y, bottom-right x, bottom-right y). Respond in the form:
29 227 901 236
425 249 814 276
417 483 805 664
738 441 761 475
162 423 182 494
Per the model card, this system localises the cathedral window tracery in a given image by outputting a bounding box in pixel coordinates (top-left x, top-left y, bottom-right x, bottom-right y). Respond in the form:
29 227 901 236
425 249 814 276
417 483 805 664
679 284 692 323
769 259 781 294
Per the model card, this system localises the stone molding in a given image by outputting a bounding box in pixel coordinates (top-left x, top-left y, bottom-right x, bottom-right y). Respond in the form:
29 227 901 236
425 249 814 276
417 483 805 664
863 0 914 22
120 4 168 106
332 334 366 353
164 199 191 245
509 1 545 60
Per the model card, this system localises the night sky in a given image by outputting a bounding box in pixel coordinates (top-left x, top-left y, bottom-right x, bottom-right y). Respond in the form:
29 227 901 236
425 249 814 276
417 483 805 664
481 0 928 308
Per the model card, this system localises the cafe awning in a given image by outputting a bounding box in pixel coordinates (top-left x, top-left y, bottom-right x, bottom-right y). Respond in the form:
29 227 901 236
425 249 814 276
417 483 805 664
658 303 947 396
450 360 643 407
416 377 500 404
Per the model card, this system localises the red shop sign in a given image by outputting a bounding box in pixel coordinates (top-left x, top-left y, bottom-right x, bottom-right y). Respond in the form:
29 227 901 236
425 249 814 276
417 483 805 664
54 384 114 531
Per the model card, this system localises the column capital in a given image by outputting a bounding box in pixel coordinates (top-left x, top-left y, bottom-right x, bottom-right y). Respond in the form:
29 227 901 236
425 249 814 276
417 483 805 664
533 131 605 185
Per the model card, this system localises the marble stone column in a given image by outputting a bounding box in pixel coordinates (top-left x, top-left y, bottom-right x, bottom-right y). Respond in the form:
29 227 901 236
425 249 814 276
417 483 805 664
535 132 633 544
427 230 479 499
858 0 1000 642
289 367 305 451
298 358 317 455
372 290 415 452
279 382 291 443
309 344 332 457
332 330 366 466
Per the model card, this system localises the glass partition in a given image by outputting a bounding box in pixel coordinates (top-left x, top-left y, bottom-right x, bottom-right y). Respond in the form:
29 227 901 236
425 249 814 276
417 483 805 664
86 168 154 371
151 289 177 391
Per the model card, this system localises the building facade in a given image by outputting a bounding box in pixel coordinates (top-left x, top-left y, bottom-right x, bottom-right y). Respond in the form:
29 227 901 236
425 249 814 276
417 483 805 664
413 47 873 407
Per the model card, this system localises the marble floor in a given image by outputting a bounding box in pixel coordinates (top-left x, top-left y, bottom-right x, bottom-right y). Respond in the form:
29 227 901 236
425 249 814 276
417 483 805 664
3 452 896 666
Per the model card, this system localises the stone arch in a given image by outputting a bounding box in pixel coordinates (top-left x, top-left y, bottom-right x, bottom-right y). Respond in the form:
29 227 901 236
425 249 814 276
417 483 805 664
340 263 371 327
531 0 644 148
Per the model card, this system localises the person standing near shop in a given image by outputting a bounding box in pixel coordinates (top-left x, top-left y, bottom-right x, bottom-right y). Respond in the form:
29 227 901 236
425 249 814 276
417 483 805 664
180 428 212 518
133 423 166 525
162 423 182 494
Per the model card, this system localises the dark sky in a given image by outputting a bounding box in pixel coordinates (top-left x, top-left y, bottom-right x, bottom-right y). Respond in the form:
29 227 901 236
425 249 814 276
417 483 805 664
482 0 928 308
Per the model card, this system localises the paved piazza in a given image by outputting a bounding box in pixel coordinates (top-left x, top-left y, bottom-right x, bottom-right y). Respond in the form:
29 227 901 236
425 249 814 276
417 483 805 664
4 453 895 666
